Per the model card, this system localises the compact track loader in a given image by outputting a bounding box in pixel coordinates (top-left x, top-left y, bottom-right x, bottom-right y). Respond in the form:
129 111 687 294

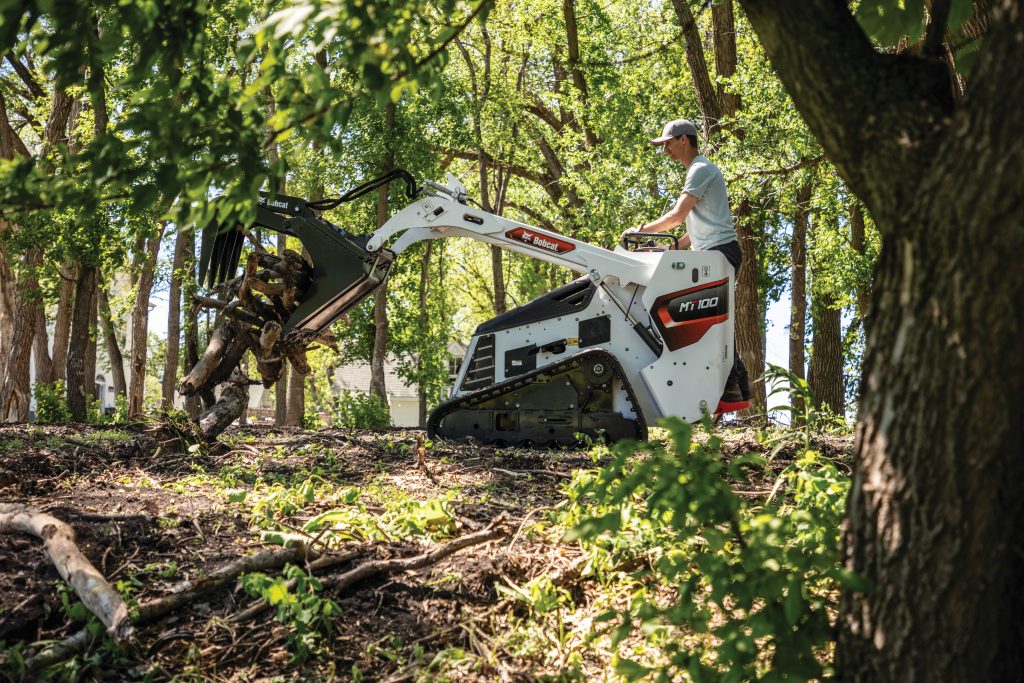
195 171 750 445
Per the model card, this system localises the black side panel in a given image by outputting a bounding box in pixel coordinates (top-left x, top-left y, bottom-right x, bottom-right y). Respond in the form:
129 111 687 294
460 334 496 392
579 315 611 348
475 277 596 335
504 344 537 377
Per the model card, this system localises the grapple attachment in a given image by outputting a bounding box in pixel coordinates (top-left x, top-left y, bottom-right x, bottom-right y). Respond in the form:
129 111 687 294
198 193 394 340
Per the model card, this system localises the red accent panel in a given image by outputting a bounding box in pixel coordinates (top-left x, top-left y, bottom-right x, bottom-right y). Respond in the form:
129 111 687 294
715 399 751 415
652 278 730 350
505 227 576 255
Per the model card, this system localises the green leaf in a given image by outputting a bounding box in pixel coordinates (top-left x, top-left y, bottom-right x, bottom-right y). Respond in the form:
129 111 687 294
562 510 621 541
614 657 652 680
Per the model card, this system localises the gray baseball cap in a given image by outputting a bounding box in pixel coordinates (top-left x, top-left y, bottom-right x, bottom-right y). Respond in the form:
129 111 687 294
651 119 698 144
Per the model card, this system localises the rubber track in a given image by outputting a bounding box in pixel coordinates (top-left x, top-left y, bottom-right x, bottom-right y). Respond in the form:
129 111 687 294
427 349 648 447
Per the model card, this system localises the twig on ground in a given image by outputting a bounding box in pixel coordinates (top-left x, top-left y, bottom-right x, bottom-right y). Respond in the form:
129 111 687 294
493 467 572 481
324 522 508 592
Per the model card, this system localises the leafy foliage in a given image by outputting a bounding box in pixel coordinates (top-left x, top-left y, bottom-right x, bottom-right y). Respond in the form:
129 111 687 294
330 390 391 429
563 417 856 680
32 382 71 424
241 564 341 662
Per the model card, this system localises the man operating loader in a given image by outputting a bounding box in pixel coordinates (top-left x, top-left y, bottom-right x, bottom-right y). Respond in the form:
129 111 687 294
623 118 752 403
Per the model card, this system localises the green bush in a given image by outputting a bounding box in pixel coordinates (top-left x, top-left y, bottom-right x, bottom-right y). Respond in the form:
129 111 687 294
33 381 71 423
563 416 859 680
330 390 391 429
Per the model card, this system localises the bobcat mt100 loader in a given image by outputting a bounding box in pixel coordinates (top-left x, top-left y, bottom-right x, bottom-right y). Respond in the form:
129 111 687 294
197 171 750 445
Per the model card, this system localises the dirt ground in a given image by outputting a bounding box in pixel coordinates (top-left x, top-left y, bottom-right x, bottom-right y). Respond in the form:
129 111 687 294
0 423 852 682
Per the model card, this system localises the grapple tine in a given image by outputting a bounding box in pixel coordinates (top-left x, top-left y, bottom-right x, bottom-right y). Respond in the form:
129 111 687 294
197 221 217 287
227 227 245 285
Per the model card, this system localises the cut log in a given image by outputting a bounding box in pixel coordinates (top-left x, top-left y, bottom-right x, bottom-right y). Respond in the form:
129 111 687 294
198 368 250 440
0 504 132 641
178 317 236 395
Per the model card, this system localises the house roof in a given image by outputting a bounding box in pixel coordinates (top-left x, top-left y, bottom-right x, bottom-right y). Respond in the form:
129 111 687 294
333 355 419 399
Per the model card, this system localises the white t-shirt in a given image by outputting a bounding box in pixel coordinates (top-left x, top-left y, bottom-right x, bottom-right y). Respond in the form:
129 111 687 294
681 155 736 250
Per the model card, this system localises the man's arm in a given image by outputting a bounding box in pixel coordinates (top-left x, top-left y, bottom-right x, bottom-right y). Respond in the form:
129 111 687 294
622 193 698 245
642 192 698 232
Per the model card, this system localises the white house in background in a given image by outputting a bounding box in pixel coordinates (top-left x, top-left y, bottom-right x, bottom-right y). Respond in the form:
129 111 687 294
244 344 468 427
332 355 420 427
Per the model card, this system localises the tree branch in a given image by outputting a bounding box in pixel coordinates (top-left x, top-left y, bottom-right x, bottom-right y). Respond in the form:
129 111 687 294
737 0 954 225
4 54 44 100
729 154 824 181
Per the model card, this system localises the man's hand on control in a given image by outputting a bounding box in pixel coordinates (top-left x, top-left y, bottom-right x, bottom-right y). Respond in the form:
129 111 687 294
620 224 646 241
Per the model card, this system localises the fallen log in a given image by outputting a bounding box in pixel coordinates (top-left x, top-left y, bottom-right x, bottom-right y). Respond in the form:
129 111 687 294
0 504 132 641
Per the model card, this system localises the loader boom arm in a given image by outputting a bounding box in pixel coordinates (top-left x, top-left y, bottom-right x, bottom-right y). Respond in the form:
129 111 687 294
368 190 655 290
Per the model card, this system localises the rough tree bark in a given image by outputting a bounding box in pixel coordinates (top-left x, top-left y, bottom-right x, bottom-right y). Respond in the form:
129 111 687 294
739 0 1024 679
66 265 97 421
789 182 811 417
808 291 843 416
733 203 766 412
127 225 165 418
83 284 97 401
712 0 743 129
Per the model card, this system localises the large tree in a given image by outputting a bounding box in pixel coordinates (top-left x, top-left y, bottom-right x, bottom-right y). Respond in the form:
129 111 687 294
738 0 1024 678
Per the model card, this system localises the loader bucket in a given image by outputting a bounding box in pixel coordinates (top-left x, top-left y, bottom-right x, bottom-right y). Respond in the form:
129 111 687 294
198 210 394 340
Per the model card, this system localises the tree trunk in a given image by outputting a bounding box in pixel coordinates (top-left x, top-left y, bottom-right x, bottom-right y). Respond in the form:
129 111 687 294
737 0 1024 679
0 237 13 374
417 243 432 427
181 230 201 419
163 227 190 409
712 0 742 134
808 292 843 416
33 307 53 386
285 240 307 426
789 182 811 417
127 226 165 418
0 246 44 422
67 265 97 421
561 0 597 147
734 201 766 413
671 0 722 136
84 284 97 401
369 101 395 403
50 263 77 383
849 200 871 324
97 281 127 399
274 232 289 425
